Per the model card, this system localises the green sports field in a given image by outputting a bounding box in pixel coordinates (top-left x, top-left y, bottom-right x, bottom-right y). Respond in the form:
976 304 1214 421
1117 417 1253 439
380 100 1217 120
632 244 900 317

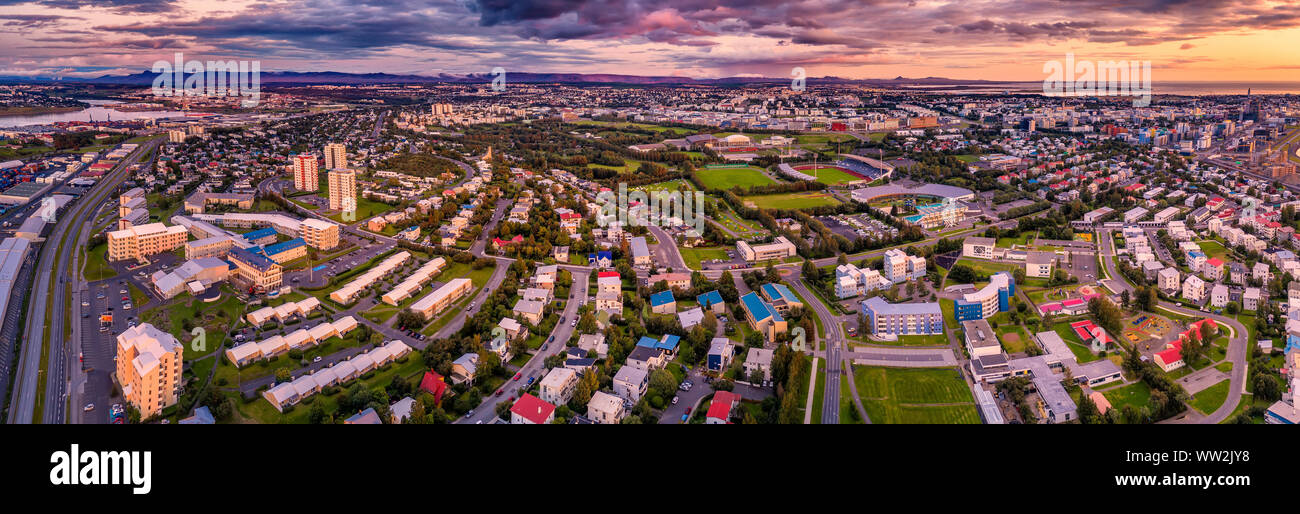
740 191 840 210
853 366 981 424
802 166 864 185
696 166 775 190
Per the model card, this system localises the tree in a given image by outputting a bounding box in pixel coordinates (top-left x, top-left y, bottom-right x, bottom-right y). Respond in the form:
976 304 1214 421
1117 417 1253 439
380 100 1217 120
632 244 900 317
1253 373 1282 402
1088 297 1123 336
748 369 765 385
1225 301 1241 315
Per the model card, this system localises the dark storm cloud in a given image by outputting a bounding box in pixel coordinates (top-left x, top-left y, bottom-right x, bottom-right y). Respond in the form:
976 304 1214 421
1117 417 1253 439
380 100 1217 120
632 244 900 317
0 0 180 13
0 14 80 28
5 0 1300 76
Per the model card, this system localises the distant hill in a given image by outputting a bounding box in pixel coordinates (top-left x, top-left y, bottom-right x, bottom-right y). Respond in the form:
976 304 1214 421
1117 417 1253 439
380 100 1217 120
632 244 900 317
0 69 1024 87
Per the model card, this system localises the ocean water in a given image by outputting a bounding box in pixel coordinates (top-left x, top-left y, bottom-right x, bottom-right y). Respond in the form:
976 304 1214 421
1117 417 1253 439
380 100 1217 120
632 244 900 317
902 82 1300 96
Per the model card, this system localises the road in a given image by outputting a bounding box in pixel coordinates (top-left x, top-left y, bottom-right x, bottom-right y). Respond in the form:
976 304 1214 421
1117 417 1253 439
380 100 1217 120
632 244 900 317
459 270 589 424
786 271 868 424
1097 227 1247 424
8 138 156 424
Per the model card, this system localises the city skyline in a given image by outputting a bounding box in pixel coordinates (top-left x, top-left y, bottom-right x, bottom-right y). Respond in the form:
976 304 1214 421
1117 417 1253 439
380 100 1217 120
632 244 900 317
1 0 1298 82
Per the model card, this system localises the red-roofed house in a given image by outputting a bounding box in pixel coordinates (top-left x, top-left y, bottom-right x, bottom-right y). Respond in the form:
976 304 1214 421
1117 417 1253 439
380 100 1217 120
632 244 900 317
492 235 524 250
597 271 621 279
419 371 448 407
1207 197 1225 211
1203 258 1225 281
1154 347 1184 372
509 393 556 425
706 391 741 424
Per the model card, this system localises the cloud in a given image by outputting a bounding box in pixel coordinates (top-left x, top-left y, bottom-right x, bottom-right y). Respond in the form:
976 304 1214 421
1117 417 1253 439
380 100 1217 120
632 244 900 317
0 0 1295 78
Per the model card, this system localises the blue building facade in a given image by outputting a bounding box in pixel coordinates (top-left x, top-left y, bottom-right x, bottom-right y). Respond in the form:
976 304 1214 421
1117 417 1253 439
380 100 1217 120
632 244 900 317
953 272 1015 322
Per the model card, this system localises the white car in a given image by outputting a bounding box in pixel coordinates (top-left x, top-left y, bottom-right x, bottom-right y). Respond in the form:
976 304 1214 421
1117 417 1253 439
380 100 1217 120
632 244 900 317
672 396 679 405
313 356 322 363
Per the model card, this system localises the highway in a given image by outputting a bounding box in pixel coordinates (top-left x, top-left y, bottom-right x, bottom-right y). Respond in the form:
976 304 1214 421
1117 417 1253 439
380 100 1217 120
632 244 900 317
7 138 156 424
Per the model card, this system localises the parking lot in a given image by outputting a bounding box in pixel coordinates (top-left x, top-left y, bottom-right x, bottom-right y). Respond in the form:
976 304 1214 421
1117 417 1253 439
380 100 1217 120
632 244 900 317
818 214 897 242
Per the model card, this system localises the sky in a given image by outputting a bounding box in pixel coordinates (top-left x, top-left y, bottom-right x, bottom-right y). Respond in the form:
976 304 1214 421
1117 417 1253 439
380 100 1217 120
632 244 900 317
1 0 1298 81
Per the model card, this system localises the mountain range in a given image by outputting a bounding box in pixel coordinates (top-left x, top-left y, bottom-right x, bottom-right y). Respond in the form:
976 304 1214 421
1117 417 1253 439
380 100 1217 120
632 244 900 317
0 70 1026 87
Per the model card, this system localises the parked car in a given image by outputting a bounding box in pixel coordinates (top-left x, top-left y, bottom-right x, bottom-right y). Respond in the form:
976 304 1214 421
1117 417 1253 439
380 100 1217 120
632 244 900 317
513 373 521 381
672 396 679 405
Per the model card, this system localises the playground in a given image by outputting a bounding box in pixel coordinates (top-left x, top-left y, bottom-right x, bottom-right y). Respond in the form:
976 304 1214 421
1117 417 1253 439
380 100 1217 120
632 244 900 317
1121 314 1175 346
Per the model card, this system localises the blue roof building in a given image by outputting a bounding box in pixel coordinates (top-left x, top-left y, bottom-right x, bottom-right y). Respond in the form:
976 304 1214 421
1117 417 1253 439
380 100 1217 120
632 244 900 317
228 246 278 273
697 290 724 312
650 290 676 312
242 227 278 244
759 283 802 311
261 237 306 259
636 334 680 353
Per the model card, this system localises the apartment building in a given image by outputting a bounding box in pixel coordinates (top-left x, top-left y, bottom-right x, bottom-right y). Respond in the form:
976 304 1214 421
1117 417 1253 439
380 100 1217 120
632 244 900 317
411 278 472 320
328 169 356 211
324 143 347 170
293 153 319 191
116 323 184 419
106 222 188 262
539 367 578 406
301 218 340 250
883 249 926 284
1183 274 1206 303
860 297 944 336
185 236 233 260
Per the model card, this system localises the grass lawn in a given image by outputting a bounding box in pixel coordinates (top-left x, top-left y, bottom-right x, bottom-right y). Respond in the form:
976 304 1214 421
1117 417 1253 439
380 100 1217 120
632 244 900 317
696 166 774 190
995 232 1034 248
861 333 949 347
83 242 117 281
679 246 729 269
740 191 840 210
326 196 397 223
839 369 861 424
938 298 957 329
587 160 642 174
1194 240 1231 261
632 179 692 193
953 258 1021 279
853 366 979 424
227 354 426 424
806 359 822 424
1101 381 1152 411
1190 379 1231 414
994 324 1031 353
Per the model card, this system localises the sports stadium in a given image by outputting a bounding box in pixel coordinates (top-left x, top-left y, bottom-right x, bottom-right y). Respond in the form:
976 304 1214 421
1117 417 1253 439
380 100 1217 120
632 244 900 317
776 154 893 185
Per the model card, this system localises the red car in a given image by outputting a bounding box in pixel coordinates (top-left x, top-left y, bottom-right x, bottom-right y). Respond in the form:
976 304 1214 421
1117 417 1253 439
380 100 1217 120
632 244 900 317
513 373 521 381
495 389 503 396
